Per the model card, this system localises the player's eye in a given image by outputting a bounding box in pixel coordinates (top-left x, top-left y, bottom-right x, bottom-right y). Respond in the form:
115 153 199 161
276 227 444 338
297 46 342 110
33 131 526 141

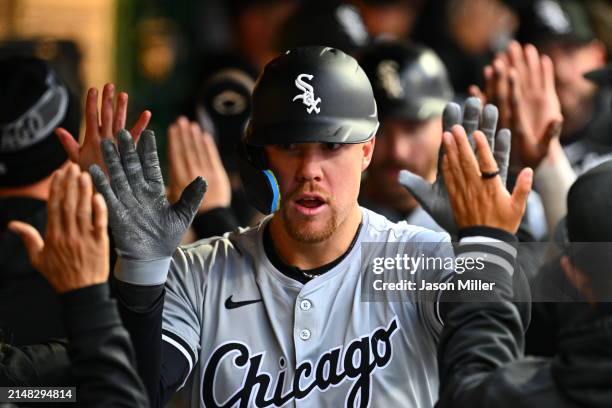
277 143 297 151
324 143 342 151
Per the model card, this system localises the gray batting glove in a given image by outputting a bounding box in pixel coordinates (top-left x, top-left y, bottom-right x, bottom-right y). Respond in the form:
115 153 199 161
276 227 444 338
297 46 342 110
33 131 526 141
398 97 511 235
89 129 207 262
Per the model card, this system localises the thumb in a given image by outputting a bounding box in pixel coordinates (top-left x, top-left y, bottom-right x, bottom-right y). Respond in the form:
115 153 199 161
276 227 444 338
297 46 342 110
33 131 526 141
511 167 533 215
398 170 434 204
55 128 80 163
173 176 208 224
8 221 44 268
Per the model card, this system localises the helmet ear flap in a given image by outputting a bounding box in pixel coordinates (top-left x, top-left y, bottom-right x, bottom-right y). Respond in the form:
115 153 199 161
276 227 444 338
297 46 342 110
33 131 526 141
236 140 281 215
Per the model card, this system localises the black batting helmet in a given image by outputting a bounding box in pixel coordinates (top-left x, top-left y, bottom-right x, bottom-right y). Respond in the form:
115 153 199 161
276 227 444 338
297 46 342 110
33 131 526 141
360 40 453 121
239 46 379 214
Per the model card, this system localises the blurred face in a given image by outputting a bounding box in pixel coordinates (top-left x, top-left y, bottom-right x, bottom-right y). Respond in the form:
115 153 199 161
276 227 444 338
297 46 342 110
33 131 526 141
540 41 606 123
367 117 442 212
265 141 374 243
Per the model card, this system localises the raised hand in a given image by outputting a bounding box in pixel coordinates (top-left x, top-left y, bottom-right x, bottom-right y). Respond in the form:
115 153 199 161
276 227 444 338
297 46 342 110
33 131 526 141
55 83 151 173
398 97 511 235
89 130 206 261
442 125 532 233
471 41 563 168
9 164 109 293
168 117 231 214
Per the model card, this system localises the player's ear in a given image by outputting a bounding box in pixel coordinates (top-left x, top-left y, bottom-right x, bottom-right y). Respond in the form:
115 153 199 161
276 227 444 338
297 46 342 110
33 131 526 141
361 137 376 171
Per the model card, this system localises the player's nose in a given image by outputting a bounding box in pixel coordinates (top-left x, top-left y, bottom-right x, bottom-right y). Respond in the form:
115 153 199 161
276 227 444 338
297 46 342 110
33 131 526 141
295 146 323 183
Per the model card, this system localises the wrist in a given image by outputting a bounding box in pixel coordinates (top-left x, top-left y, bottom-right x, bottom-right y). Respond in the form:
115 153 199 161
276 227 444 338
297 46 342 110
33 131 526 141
114 255 173 286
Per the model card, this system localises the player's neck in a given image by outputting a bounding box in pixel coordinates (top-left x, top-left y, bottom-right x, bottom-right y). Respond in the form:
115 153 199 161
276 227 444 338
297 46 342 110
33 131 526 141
269 205 362 270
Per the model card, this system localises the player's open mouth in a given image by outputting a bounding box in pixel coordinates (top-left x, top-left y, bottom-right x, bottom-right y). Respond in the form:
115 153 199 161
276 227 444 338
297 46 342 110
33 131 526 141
293 194 327 215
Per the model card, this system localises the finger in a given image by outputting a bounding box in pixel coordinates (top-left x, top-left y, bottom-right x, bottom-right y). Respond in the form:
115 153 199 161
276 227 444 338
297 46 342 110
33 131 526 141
508 67 531 144
492 59 511 126
452 124 481 181
468 85 487 104
440 152 461 216
113 92 128 135
473 131 499 175
92 193 108 240
511 167 533 214
173 176 208 225
481 104 499 151
89 164 121 212
85 88 100 140
398 170 434 207
524 44 542 91
442 102 462 131
168 124 185 188
443 129 469 195
55 128 80 163
507 40 529 87
202 131 224 172
117 130 147 195
493 128 511 187
61 164 80 235
483 64 495 102
136 130 165 189
541 54 556 95
77 172 93 234
101 83 115 138
130 110 152 144
191 122 211 170
462 97 482 145
100 139 138 206
47 168 65 236
178 117 198 174
8 221 44 268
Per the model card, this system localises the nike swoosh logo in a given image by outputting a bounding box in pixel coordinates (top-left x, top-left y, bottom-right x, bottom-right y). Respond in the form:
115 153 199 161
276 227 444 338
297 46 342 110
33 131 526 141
225 295 263 310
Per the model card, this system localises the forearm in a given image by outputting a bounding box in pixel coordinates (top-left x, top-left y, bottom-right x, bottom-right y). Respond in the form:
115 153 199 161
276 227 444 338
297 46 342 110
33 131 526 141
115 262 190 407
533 139 576 235
61 283 148 407
436 228 524 407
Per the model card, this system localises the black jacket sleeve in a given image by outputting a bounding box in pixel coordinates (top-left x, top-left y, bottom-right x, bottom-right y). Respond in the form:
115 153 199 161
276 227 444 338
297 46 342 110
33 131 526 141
0 340 70 386
60 283 149 407
116 282 190 407
435 228 525 407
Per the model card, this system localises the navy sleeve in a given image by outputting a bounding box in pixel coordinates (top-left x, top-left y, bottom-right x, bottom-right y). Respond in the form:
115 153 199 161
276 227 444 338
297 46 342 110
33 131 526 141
116 282 190 407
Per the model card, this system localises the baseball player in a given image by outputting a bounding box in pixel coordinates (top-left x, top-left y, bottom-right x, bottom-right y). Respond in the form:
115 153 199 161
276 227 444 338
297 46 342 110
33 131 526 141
90 47 532 407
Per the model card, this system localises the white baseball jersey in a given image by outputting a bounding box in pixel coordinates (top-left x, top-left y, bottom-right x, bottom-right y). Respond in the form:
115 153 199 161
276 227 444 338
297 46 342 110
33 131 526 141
162 207 453 407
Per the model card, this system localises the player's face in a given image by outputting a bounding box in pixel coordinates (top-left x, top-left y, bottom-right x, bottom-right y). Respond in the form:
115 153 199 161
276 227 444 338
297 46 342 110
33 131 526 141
265 140 374 243
367 117 441 212
540 41 605 131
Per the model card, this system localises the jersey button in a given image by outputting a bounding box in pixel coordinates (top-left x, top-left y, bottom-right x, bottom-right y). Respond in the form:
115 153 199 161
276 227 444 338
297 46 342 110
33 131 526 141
300 299 312 311
299 329 311 340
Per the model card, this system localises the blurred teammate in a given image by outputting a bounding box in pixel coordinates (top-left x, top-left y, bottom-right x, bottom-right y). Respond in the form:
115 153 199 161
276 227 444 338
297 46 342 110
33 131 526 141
8 163 148 407
359 41 453 230
436 160 612 408
517 0 611 173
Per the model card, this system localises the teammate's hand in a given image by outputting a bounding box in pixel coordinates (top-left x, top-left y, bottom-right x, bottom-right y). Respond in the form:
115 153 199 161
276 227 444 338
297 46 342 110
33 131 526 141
442 125 532 233
470 41 563 168
8 163 109 293
55 83 151 174
168 117 231 214
398 97 511 235
89 129 207 261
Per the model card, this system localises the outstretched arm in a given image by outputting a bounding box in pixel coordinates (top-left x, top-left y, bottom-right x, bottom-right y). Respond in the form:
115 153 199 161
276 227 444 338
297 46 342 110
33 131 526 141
9 164 148 407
